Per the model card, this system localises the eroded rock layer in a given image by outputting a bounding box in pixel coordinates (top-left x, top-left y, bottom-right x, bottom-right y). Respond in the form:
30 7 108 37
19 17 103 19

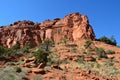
0 12 95 48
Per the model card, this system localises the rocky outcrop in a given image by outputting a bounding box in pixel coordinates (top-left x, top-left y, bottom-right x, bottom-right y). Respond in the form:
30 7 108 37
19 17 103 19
0 12 95 48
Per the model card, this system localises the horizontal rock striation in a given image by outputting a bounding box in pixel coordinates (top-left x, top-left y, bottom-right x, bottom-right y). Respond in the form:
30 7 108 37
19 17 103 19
0 12 95 48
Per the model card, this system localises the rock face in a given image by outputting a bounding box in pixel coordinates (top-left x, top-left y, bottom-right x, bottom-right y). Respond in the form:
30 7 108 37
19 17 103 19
0 12 95 48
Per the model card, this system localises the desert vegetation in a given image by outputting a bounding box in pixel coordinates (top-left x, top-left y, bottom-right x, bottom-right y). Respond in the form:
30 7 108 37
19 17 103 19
0 13 120 80
0 38 119 80
97 35 117 46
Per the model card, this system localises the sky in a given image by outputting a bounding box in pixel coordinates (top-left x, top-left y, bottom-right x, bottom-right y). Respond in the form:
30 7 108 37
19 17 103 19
0 0 120 45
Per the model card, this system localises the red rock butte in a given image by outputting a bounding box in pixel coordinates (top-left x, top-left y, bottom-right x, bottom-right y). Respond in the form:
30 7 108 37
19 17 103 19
0 12 96 48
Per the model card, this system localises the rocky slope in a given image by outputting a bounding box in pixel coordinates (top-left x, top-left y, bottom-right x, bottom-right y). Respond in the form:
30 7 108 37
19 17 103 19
1 40 120 80
1 13 120 80
0 12 95 48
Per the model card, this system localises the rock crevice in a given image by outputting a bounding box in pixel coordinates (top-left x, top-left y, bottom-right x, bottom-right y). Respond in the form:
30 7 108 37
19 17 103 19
0 12 96 48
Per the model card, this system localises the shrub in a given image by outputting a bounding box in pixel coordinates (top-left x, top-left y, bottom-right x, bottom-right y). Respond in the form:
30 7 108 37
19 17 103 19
84 40 92 49
83 40 93 54
97 36 117 46
46 53 60 66
0 66 26 80
20 47 29 53
62 38 68 45
0 45 16 56
4 43 21 56
25 42 33 49
77 56 84 63
14 66 21 73
40 39 54 51
95 47 107 58
12 43 20 50
33 49 49 65
19 42 33 53
5 48 16 56
0 43 21 56
0 45 6 56
106 50 115 54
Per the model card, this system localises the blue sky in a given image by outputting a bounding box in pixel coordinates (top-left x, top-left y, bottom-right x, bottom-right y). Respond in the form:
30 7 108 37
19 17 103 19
0 0 120 45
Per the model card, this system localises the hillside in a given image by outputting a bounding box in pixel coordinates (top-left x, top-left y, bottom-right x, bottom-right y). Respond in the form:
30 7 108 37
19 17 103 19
0 13 120 80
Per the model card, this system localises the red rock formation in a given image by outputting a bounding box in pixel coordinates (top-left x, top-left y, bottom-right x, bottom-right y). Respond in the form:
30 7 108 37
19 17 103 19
0 12 95 48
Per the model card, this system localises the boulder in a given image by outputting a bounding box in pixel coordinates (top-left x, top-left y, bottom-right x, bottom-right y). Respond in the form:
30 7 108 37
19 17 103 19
32 68 45 74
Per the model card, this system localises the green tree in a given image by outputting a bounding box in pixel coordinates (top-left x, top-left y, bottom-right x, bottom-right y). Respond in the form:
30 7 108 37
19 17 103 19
97 36 117 46
109 35 117 46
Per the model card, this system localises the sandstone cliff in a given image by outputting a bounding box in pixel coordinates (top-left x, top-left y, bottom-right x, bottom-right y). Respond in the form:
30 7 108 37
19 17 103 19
0 12 95 48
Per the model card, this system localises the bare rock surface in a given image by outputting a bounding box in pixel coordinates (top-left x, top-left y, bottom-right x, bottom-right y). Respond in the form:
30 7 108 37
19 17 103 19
0 12 95 48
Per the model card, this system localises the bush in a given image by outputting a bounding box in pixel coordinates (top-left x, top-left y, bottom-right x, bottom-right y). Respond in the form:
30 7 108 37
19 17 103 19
18 42 33 53
0 66 26 80
95 47 107 58
5 48 17 56
33 49 49 65
84 40 92 49
12 43 20 50
20 47 29 53
14 66 21 73
0 45 15 56
4 43 21 56
62 37 68 46
77 56 84 63
0 43 33 57
83 40 92 54
0 45 6 56
25 42 33 49
106 50 115 54
40 39 54 51
0 43 21 56
47 53 61 66
97 36 117 46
